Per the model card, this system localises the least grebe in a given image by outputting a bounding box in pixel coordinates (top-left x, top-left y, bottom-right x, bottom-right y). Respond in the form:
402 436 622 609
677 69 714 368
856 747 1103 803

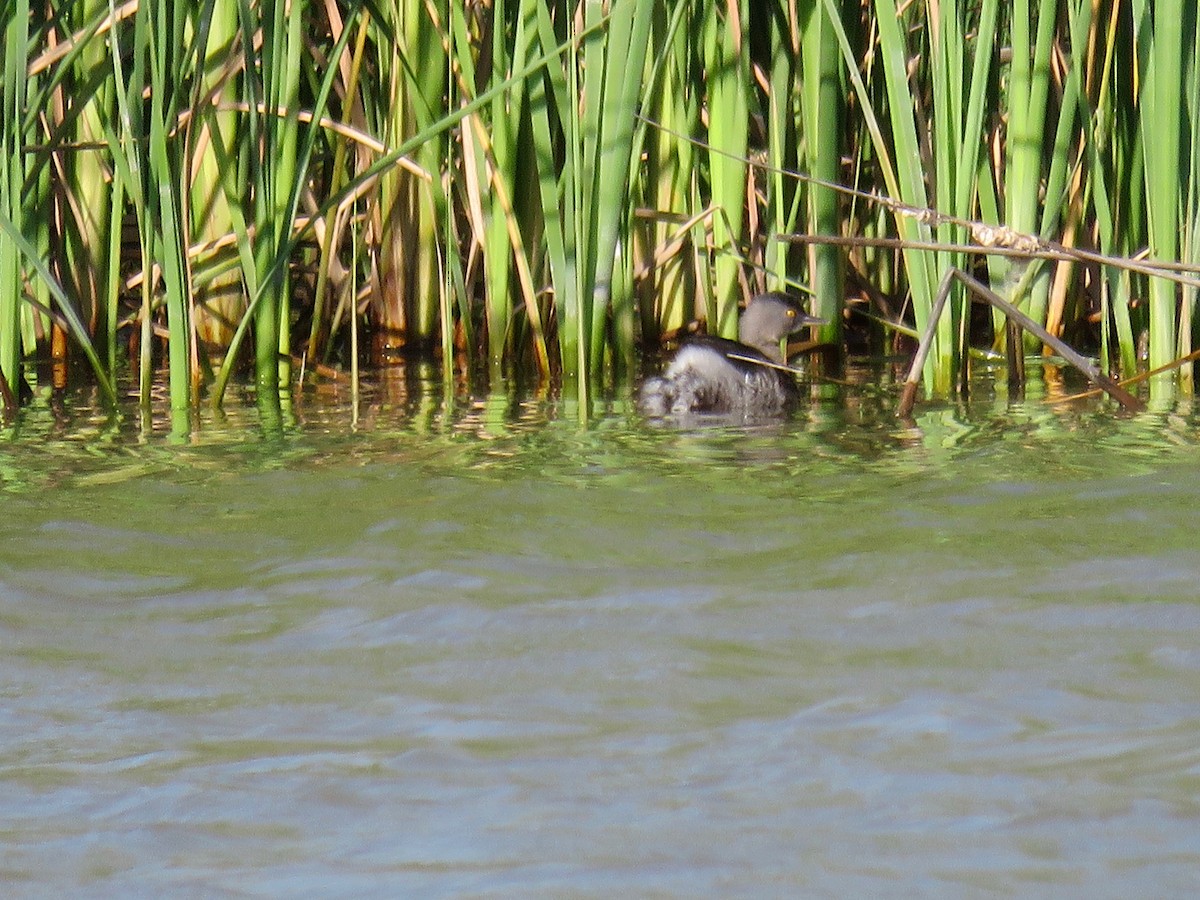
639 292 824 416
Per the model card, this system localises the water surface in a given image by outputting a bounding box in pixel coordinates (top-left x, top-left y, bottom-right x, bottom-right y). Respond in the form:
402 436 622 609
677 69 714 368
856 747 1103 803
3 369 1200 896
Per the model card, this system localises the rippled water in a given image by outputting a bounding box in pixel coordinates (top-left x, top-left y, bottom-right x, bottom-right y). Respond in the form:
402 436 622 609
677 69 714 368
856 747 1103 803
4 365 1200 896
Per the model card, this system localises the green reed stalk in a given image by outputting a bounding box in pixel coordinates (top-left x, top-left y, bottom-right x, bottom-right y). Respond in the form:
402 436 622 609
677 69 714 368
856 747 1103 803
309 12 370 362
997 0 1055 350
585 0 654 376
574 0 606 383
930 0 997 367
504 12 553 377
105 0 151 399
212 7 354 406
62 0 115 346
0 215 115 405
565 1 596 389
147 2 195 411
29 125 51 360
799 0 845 342
19 9 103 366
480 0 519 370
207 9 585 406
521 0 651 390
189 0 244 353
824 0 1000 391
524 0 568 359
927 0 966 365
0 0 116 405
376 0 448 355
763 6 798 298
245 0 304 397
525 0 590 382
1180 15 1200 391
448 0 549 376
8 0 1200 413
703 0 749 337
447 0 549 376
405 0 448 346
102 166 124 373
867 0 942 387
1139 0 1184 393
1079 5 1138 377
0 0 30 404
635 2 701 341
1038 0 1090 342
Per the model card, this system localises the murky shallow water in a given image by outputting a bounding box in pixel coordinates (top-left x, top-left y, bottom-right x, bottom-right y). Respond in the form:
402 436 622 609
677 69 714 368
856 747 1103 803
4 367 1200 896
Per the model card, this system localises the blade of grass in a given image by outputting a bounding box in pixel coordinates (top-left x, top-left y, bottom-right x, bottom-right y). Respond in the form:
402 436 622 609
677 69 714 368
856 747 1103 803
703 0 750 337
0 209 117 405
799 0 846 345
869 0 942 388
146 0 194 411
585 0 655 376
1138 0 1184 395
0 0 31 403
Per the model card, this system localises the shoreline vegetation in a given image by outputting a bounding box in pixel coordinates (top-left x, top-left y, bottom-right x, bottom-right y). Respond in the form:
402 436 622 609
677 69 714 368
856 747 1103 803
0 0 1197 424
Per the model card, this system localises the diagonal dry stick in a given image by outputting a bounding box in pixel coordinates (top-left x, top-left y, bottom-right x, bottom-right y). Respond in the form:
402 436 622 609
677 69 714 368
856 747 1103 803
897 267 1144 417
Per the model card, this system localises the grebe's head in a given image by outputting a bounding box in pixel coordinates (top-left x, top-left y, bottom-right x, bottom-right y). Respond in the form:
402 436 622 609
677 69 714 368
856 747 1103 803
738 292 825 361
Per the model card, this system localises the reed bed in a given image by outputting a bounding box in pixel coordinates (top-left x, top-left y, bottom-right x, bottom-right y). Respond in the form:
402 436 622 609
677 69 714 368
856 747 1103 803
1 0 1197 416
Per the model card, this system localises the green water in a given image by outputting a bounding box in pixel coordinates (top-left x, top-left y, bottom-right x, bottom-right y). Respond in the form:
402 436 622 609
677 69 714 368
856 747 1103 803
3 369 1200 895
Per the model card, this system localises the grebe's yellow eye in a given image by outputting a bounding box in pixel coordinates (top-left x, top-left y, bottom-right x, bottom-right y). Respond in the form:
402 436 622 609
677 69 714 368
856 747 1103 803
785 308 796 317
